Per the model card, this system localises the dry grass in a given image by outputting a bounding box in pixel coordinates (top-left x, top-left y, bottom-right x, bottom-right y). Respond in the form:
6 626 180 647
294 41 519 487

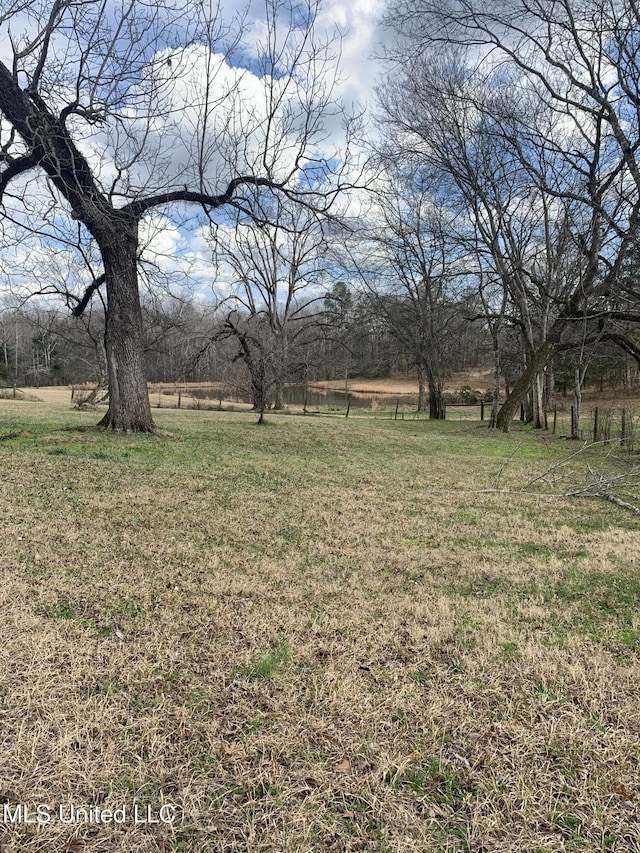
1 394 640 852
311 369 496 395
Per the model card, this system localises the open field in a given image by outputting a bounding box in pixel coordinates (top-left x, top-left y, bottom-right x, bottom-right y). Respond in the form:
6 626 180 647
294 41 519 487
312 369 496 396
1 394 640 852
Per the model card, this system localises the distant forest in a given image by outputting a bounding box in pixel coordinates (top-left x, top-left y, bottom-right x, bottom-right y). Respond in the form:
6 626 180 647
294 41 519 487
1 283 637 405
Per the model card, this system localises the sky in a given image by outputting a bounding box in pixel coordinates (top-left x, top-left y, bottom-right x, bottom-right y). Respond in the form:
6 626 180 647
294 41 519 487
0 0 390 305
142 0 389 301
172 0 388 298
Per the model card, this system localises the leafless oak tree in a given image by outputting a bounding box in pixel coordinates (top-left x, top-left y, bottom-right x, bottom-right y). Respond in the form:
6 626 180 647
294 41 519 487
0 0 354 430
381 0 640 430
211 193 331 414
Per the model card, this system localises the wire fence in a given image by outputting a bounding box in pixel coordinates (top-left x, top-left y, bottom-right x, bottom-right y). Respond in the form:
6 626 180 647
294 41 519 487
146 385 640 446
551 405 640 451
150 385 492 421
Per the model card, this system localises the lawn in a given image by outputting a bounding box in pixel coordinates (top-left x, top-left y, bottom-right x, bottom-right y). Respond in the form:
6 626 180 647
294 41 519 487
1 394 639 852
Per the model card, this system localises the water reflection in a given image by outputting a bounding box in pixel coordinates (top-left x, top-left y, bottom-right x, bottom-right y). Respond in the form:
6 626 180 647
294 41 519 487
190 383 418 410
283 384 417 409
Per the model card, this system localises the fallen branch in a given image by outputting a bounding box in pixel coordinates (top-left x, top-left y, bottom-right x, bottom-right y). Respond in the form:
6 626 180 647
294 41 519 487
74 382 109 408
484 441 640 516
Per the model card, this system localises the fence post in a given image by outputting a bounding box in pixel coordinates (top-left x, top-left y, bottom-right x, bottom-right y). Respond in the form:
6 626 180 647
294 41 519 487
621 407 626 446
552 406 557 435
593 407 599 442
345 397 350 418
177 391 181 409
480 400 484 421
394 398 400 420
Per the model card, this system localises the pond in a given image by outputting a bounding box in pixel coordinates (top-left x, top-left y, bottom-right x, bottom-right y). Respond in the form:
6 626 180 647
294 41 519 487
190 383 419 410
282 384 418 410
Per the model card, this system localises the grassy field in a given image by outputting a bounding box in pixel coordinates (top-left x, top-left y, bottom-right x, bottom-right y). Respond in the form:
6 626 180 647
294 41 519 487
1 393 640 852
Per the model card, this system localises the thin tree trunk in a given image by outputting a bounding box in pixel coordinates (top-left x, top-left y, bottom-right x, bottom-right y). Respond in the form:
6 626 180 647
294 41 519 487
489 336 501 429
417 362 427 412
572 366 582 440
496 340 557 432
97 234 155 432
428 378 446 420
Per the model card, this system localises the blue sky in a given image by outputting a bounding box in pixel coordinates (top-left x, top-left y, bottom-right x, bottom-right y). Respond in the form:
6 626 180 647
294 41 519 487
0 0 388 304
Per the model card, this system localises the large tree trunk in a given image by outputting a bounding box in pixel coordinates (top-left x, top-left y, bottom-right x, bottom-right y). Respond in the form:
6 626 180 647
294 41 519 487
544 362 554 408
496 340 557 432
273 384 285 409
97 231 155 432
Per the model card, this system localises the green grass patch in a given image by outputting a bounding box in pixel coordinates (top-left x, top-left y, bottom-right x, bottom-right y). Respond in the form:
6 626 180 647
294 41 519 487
404 757 473 808
1 398 639 852
514 541 553 559
241 639 291 680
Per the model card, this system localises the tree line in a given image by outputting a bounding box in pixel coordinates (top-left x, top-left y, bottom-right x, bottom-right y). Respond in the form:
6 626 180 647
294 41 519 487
2 275 635 412
1 0 640 432
0 283 487 395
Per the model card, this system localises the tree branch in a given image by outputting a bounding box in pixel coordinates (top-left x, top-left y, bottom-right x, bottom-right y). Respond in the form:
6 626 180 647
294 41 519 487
71 274 106 318
124 176 285 219
0 151 40 200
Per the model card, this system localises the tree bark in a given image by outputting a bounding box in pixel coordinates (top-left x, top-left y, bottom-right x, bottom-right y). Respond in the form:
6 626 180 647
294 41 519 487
272 386 284 409
531 370 545 429
96 230 155 432
572 365 582 440
544 362 554 408
245 354 267 412
417 362 427 412
496 340 557 432
489 337 501 429
428 377 446 419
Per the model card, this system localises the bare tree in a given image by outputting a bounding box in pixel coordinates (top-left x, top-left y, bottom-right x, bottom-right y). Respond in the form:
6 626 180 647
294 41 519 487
211 193 331 412
0 0 354 430
381 0 640 431
377 51 615 428
345 173 461 417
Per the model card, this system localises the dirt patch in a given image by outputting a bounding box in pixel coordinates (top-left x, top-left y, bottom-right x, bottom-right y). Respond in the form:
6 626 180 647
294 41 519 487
312 369 496 396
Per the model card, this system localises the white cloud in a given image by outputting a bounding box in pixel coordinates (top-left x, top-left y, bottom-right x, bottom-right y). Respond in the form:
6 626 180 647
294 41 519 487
0 0 390 306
